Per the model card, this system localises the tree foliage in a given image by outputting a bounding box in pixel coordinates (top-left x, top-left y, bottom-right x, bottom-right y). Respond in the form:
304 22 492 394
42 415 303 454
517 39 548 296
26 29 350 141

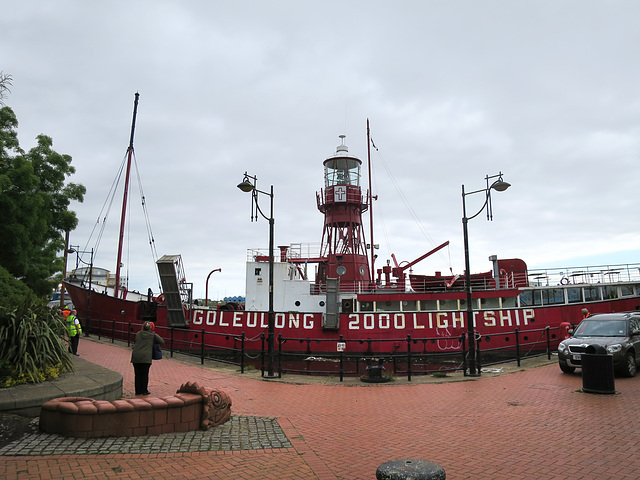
0 265 32 309
0 72 11 106
0 103 85 297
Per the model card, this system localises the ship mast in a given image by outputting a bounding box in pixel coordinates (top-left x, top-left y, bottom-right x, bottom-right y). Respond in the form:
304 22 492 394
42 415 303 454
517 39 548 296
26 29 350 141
367 119 375 285
114 92 139 298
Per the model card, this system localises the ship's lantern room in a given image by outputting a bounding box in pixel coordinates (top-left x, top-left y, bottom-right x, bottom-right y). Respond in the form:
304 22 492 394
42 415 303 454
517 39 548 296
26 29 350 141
323 135 362 188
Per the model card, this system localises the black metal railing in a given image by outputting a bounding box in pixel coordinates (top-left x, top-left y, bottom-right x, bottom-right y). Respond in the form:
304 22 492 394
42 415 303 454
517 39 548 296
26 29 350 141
89 316 561 381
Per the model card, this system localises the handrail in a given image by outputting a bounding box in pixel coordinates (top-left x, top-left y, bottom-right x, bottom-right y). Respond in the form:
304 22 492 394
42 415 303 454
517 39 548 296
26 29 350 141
96 317 561 382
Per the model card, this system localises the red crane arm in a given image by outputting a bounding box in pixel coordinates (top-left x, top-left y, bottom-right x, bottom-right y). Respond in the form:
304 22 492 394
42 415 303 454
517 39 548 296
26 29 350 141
393 240 450 274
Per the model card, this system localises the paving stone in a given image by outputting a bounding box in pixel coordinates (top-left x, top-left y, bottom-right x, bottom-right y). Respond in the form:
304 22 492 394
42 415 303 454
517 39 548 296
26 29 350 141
0 416 291 456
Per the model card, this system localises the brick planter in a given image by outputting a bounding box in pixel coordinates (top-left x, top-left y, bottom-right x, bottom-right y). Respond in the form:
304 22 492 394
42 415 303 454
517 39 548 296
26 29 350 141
39 382 231 438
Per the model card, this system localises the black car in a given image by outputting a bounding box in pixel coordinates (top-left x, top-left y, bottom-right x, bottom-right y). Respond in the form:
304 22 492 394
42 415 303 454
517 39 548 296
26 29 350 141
557 313 640 377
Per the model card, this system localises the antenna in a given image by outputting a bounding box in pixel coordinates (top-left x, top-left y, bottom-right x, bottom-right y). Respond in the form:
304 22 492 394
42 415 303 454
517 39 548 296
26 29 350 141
344 101 348 137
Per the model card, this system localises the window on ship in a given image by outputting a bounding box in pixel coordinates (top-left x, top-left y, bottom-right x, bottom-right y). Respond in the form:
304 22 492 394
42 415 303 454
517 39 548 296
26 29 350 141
532 291 543 306
542 289 565 305
567 287 582 303
480 297 500 309
360 301 373 312
402 300 418 311
518 290 543 306
420 300 438 312
501 296 517 308
584 287 602 302
439 299 459 311
620 285 634 297
460 298 481 310
519 290 533 307
604 286 618 299
377 301 401 312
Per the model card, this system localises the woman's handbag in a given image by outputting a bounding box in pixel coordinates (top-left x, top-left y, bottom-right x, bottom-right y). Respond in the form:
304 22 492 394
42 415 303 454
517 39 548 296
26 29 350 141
152 344 163 360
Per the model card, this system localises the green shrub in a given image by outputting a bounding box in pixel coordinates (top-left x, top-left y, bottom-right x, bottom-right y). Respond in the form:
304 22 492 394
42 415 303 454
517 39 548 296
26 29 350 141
0 266 33 309
0 296 73 386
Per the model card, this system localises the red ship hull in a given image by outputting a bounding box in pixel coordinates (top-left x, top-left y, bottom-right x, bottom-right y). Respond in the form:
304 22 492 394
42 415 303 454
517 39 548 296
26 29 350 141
66 279 640 355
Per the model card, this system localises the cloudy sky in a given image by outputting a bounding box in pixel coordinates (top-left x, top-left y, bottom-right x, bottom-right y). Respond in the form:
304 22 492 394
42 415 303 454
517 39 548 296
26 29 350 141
3 1 639 299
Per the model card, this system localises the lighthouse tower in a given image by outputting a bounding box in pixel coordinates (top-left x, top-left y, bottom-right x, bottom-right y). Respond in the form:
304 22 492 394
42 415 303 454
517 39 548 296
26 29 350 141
316 135 371 291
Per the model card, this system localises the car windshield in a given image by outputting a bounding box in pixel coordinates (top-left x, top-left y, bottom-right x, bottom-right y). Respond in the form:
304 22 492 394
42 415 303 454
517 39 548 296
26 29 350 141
575 319 627 337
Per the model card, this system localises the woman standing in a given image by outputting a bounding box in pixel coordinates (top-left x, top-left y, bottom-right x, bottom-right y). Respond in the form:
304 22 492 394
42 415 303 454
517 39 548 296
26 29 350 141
131 322 164 396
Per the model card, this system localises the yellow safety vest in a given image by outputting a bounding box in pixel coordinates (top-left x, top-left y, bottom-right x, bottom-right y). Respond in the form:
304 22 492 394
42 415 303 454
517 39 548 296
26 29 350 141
66 315 82 337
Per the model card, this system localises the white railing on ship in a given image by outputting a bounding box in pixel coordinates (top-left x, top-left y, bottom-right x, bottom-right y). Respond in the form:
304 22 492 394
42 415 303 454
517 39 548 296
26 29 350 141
525 262 640 287
246 243 323 262
243 250 640 292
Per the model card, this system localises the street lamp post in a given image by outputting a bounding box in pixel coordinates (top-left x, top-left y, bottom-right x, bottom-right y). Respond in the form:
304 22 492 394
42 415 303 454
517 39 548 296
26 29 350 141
462 173 510 376
68 246 94 337
205 268 221 306
237 172 277 379
60 231 71 310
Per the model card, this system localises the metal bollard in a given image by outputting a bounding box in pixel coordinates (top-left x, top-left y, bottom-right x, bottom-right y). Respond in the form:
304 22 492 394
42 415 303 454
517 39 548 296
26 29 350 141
361 357 391 383
376 459 446 480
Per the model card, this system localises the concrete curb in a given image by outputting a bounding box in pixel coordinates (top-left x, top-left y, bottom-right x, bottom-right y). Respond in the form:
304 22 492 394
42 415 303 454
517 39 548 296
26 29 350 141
0 356 122 417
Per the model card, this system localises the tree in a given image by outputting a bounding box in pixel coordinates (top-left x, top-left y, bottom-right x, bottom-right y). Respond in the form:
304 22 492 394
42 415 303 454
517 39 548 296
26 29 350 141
0 72 11 106
0 265 32 308
0 104 85 297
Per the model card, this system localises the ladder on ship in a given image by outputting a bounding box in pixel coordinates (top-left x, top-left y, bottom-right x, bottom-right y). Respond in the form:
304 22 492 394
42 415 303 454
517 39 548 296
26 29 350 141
156 255 190 327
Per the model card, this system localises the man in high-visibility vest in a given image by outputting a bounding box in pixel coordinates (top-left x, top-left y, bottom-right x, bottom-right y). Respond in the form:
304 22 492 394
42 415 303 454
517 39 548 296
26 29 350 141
66 309 82 356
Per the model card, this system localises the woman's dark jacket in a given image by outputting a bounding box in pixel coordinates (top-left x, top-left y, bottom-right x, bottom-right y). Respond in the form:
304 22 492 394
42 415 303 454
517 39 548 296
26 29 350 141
131 330 165 364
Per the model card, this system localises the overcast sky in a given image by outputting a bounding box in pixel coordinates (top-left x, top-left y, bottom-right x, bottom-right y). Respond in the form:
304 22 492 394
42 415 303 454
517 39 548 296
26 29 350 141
3 1 639 299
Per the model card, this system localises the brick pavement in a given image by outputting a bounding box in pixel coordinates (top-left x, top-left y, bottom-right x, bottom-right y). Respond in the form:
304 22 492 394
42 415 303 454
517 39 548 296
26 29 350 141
3 337 640 479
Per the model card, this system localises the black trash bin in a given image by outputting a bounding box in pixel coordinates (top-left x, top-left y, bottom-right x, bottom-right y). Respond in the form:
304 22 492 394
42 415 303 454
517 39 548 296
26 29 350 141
581 344 615 394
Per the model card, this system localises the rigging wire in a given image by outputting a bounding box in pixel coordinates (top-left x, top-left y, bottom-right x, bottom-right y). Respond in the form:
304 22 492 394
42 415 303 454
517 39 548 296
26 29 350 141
344 102 348 139
370 156 392 260
131 151 162 291
369 136 452 269
82 153 128 260
75 147 162 294
125 176 131 291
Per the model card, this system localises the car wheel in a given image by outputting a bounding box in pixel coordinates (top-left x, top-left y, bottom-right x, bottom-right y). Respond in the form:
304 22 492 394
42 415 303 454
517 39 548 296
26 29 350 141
622 352 636 378
560 363 575 374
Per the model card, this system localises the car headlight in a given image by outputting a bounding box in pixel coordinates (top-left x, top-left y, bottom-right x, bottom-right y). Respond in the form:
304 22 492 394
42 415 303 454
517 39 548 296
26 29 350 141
558 342 568 354
606 344 622 354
